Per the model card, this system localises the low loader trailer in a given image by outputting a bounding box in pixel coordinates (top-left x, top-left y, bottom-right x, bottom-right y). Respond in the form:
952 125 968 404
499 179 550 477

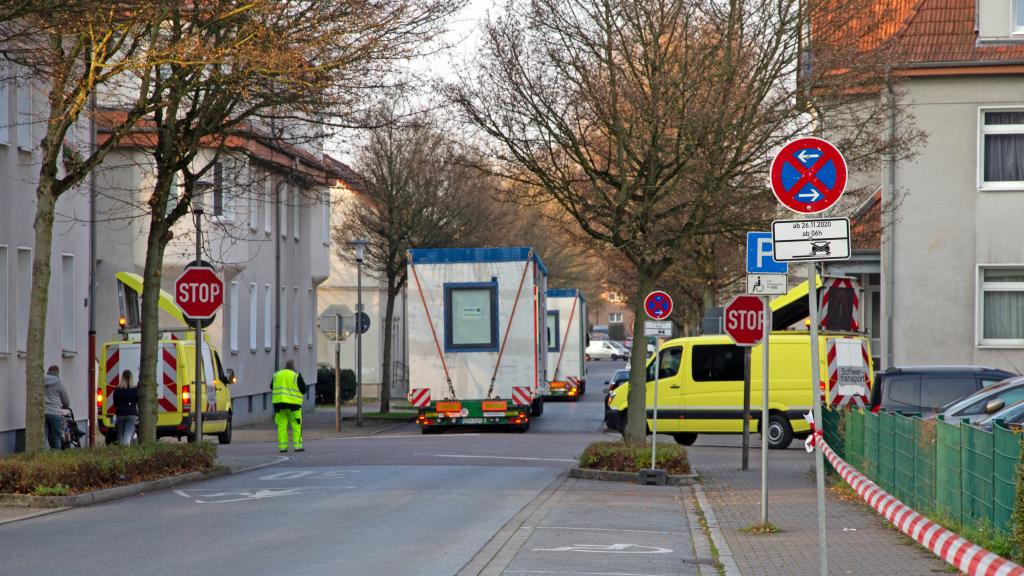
545 288 587 400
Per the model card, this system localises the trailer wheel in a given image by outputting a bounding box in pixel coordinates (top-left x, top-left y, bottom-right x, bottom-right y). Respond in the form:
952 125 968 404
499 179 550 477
531 397 544 417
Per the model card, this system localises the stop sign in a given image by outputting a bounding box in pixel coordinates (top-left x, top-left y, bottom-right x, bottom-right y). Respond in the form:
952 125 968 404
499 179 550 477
724 295 765 347
174 265 223 321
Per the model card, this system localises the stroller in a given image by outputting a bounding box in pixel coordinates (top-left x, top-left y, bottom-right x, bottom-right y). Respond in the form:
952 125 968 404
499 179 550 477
60 409 85 449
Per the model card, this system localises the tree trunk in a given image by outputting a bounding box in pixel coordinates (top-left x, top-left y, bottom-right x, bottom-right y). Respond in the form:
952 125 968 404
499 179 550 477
379 283 399 414
24 185 57 452
137 218 169 444
624 269 654 447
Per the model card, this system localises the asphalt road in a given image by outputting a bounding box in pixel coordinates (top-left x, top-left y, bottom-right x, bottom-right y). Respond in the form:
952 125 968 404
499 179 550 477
2 361 632 576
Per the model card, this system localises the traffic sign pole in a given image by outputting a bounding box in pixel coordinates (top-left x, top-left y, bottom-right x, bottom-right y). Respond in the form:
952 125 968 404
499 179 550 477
194 214 203 443
810 263 829 575
742 347 751 471
761 295 771 525
650 337 660 470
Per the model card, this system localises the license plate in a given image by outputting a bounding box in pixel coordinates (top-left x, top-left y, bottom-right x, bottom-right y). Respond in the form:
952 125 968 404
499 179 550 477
483 412 506 418
462 418 483 424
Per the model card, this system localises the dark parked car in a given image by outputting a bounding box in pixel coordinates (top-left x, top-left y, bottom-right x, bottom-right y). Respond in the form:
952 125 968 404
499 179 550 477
871 365 1016 416
936 377 1024 425
604 369 630 420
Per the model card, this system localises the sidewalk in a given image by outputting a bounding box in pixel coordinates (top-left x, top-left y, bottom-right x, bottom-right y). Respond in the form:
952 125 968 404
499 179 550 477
687 435 954 576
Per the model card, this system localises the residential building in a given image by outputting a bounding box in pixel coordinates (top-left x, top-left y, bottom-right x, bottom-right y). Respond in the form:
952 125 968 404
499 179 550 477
316 158 408 402
587 290 634 340
0 65 92 453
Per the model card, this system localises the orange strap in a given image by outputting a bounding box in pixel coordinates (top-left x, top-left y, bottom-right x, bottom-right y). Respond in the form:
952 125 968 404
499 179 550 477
409 253 456 400
488 253 533 399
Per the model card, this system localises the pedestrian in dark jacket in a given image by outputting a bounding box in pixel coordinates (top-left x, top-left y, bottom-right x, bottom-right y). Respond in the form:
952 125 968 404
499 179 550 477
113 369 139 445
44 366 71 450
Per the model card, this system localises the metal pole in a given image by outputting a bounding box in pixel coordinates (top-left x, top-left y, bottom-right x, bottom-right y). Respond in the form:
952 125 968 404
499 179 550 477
650 336 661 468
808 261 828 575
742 347 751 470
335 314 342 432
193 214 203 443
761 295 771 524
356 260 363 427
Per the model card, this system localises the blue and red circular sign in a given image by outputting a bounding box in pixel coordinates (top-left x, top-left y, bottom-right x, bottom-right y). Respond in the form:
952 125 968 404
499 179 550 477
644 290 673 320
770 137 847 214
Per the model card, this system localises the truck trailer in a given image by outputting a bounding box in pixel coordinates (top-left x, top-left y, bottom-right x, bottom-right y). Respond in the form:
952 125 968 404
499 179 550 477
545 288 587 400
407 247 548 432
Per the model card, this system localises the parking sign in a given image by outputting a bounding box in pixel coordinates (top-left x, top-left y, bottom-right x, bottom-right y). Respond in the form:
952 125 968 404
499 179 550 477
746 232 787 274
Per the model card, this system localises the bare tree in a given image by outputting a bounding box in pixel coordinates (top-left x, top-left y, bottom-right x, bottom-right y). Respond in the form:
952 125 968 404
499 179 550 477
450 0 918 445
1 2 158 451
337 107 489 413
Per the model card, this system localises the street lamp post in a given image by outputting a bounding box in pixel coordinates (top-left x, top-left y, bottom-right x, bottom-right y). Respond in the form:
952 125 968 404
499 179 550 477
191 180 213 443
348 239 368 427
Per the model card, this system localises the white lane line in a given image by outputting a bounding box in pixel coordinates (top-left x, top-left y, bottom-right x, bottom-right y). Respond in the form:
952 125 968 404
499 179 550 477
326 433 482 440
532 526 688 536
426 453 577 463
504 571 676 576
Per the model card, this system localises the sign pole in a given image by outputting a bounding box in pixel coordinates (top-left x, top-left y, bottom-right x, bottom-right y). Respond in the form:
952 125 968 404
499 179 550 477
193 212 203 443
742 347 751 471
335 314 342 433
808 260 828 575
650 336 661 469
761 295 771 524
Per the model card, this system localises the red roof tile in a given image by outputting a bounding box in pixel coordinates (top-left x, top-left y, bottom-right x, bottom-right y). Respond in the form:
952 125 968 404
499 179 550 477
892 0 1024 67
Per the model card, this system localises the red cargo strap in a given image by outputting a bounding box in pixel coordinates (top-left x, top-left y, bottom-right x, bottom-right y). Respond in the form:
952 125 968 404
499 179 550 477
487 252 533 399
551 294 578 381
409 253 456 400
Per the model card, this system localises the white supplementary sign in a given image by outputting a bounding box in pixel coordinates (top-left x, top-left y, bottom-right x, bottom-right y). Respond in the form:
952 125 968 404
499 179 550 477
746 273 787 295
533 543 673 554
771 218 851 262
644 320 673 337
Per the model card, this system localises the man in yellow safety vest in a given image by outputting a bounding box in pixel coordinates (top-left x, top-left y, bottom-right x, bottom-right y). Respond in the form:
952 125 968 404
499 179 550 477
270 359 307 452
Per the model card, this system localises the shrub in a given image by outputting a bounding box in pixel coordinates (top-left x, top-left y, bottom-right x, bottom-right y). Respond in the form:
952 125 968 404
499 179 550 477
1013 458 1024 563
0 442 216 495
316 365 356 404
578 441 690 475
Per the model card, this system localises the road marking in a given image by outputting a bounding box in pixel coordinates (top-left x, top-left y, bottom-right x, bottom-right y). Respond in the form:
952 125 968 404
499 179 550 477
533 526 688 536
258 470 354 481
505 572 676 576
326 433 482 440
532 543 673 554
174 488 305 504
426 453 577 463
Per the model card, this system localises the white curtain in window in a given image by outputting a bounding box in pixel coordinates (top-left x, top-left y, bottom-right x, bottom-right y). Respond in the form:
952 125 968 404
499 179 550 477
984 112 1024 182
984 291 1024 339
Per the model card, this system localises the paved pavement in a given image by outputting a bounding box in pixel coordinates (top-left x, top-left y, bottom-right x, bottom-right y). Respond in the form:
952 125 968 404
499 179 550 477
687 434 955 575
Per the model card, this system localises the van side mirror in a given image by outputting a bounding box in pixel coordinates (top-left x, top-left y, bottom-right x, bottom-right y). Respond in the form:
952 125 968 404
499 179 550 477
985 398 1005 414
227 368 237 385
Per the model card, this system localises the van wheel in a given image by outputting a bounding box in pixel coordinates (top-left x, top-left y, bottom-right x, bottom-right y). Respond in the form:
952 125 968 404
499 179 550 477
766 413 793 449
217 416 233 445
673 433 698 446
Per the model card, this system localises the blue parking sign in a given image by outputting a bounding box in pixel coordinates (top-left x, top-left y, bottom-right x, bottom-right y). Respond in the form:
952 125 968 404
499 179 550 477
746 232 788 274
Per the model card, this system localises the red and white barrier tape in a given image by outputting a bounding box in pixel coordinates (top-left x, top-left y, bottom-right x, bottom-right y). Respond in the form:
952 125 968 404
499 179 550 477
819 435 1024 576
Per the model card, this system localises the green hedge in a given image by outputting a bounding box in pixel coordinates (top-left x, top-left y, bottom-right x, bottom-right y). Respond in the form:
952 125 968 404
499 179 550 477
316 365 356 405
578 441 690 475
0 442 216 494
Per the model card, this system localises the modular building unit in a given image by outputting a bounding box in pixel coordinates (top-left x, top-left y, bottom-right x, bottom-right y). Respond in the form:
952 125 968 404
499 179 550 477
407 247 548 432
545 289 587 399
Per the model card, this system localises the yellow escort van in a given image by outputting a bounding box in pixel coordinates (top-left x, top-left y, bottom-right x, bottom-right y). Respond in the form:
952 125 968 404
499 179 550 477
97 272 235 444
605 279 873 449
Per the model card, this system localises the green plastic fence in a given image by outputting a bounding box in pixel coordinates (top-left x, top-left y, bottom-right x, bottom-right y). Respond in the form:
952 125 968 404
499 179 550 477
822 408 1022 538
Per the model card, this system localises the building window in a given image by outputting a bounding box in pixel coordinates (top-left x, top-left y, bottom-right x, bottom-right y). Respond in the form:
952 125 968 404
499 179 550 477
608 312 623 323
16 247 30 352
307 288 314 347
444 282 499 352
16 75 31 149
980 110 1024 190
322 191 330 246
280 183 288 238
61 254 75 352
546 311 560 352
264 177 273 235
0 62 9 145
264 284 272 350
280 286 288 349
293 286 300 348
293 189 300 241
979 267 1024 345
0 245 7 353
1017 0 1024 32
249 170 259 232
229 281 239 353
249 283 258 352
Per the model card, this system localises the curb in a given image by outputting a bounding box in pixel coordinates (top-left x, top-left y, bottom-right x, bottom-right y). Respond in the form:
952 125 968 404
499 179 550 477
0 466 230 509
568 467 699 486
693 481 742 576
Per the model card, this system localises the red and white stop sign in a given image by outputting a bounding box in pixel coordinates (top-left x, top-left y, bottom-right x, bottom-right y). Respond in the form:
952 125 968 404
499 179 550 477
174 265 223 320
724 295 765 347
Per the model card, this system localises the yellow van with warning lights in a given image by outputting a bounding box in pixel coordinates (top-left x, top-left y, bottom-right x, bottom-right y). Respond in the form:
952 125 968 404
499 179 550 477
605 278 873 449
97 272 235 444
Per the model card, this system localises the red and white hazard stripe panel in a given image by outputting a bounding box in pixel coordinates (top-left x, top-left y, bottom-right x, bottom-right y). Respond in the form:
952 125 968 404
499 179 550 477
820 277 860 331
820 437 1024 576
409 388 431 408
826 339 871 408
512 386 533 407
105 347 120 415
159 344 179 413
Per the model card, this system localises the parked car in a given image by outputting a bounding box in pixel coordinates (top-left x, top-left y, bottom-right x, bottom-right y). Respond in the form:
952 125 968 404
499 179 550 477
936 377 1024 425
624 336 634 349
976 399 1024 432
586 340 627 361
604 368 631 421
871 365 1016 416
